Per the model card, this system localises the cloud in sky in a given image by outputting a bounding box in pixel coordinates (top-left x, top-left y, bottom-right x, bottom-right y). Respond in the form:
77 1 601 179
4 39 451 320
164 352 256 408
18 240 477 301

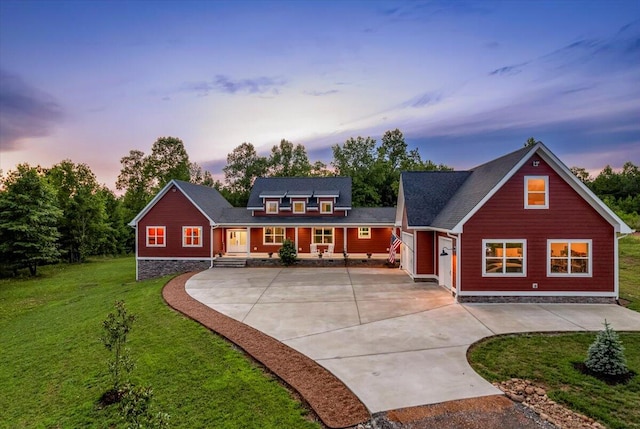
0 69 63 151
181 75 287 97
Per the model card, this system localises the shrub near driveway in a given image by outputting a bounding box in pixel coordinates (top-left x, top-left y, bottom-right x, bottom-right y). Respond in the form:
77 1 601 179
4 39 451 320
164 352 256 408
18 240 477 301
0 257 319 429
468 332 640 429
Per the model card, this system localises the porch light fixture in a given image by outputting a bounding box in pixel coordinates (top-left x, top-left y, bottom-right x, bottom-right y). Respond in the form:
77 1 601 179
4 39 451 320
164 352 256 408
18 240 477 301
440 247 456 256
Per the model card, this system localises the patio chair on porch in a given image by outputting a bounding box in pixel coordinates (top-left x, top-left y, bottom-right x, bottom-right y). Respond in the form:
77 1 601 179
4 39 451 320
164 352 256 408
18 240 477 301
324 244 334 256
310 243 319 255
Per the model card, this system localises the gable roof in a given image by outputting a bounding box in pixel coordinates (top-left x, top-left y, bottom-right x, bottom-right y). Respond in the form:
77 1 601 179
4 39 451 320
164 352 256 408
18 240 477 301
217 206 395 225
400 143 633 234
247 177 352 209
128 179 232 226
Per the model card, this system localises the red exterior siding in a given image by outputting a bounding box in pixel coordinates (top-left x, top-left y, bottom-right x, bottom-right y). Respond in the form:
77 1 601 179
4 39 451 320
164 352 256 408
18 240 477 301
345 227 393 253
248 227 295 253
138 187 211 258
416 231 435 275
212 228 223 255
252 198 347 217
461 159 615 293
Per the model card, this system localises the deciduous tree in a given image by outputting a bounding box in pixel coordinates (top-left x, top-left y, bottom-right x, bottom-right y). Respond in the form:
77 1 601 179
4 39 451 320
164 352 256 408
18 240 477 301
223 142 267 206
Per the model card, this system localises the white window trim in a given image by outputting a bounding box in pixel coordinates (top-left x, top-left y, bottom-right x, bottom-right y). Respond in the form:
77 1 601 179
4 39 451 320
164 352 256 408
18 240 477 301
320 201 333 214
482 239 527 277
263 227 286 245
524 175 549 209
182 226 203 247
312 227 334 244
547 239 592 277
292 201 306 214
266 201 279 214
146 226 166 247
358 227 371 239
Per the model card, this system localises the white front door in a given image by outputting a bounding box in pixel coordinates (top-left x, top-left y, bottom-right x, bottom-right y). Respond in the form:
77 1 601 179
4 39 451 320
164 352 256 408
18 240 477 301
438 237 453 290
227 229 247 253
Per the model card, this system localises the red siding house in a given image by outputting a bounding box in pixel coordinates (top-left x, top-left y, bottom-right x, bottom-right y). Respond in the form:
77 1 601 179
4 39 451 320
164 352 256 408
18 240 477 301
130 177 396 280
396 143 633 302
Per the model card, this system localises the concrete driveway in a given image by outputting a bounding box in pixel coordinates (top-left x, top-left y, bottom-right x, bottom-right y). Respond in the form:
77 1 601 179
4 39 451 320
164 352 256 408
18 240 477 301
186 267 640 413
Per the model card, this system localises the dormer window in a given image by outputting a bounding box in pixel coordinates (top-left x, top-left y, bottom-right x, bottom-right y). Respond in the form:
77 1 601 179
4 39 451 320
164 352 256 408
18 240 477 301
525 176 548 209
266 201 278 214
320 201 333 214
292 201 305 213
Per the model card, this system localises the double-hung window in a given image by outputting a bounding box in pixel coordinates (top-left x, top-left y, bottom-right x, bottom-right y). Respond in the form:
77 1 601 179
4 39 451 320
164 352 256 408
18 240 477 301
525 176 548 209
292 201 305 213
264 227 285 244
266 201 278 214
147 226 166 247
483 239 526 276
358 227 371 239
320 201 333 214
313 227 333 244
548 240 591 276
183 226 202 247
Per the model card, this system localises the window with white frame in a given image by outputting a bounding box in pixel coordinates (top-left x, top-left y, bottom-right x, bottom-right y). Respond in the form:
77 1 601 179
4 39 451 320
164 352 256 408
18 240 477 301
483 239 526 276
266 201 278 214
548 240 591 276
320 201 333 214
292 201 305 213
313 227 333 244
525 176 549 209
146 226 166 247
264 227 285 244
358 227 371 239
182 226 202 247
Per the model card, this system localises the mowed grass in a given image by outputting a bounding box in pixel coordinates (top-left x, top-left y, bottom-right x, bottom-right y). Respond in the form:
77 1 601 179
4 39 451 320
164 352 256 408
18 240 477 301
0 257 319 429
468 236 640 429
619 234 640 311
468 333 640 429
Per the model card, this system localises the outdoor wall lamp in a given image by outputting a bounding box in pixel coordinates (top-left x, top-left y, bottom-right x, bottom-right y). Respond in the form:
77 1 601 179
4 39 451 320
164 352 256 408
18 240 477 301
440 247 456 256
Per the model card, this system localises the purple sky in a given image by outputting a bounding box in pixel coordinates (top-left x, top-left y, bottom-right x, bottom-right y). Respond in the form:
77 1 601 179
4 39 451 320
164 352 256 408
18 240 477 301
1 0 639 189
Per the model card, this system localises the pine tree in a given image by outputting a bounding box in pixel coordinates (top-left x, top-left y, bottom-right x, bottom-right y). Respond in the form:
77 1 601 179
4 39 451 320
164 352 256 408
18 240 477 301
584 319 629 376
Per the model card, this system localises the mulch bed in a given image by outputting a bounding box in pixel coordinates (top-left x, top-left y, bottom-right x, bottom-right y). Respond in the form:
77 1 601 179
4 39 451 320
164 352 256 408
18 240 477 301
161 272 370 429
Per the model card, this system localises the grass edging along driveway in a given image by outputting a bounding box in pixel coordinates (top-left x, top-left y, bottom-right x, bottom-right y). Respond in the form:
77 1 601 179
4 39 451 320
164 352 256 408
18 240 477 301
467 332 640 429
0 257 321 429
162 272 370 429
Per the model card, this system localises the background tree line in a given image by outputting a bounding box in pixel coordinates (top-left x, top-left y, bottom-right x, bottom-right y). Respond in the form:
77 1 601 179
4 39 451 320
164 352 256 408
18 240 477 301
1 131 637 276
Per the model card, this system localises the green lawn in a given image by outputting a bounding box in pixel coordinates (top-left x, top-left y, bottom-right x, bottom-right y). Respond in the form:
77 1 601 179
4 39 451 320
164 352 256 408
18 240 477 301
619 234 640 311
468 333 640 429
468 235 640 429
0 257 319 429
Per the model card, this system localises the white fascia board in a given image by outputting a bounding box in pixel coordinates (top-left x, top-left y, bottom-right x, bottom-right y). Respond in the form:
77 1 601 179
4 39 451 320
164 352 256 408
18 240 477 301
247 206 264 210
395 178 405 226
219 222 395 228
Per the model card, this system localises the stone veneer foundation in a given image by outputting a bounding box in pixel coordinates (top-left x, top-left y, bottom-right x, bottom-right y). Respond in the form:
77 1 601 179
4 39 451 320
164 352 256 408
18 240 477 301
456 295 616 304
138 259 211 280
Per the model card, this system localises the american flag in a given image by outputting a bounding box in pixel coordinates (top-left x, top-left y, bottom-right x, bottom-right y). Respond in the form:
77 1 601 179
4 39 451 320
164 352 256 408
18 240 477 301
388 233 401 264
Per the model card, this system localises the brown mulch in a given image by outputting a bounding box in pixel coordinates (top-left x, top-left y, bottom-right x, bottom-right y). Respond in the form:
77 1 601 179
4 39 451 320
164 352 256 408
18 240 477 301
161 271 567 429
161 272 370 429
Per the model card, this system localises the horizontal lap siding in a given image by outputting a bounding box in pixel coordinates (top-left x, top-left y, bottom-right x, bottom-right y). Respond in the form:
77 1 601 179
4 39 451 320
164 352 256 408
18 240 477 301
138 188 210 258
416 231 435 275
462 161 614 293
347 227 393 253
249 227 295 253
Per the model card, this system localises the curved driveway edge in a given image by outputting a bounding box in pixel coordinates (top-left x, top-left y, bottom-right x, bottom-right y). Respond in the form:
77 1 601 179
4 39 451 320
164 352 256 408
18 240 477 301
186 267 640 414
162 272 370 429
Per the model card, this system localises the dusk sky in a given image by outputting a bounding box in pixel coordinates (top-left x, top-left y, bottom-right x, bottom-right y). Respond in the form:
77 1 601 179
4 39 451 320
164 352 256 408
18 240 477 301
1 0 639 190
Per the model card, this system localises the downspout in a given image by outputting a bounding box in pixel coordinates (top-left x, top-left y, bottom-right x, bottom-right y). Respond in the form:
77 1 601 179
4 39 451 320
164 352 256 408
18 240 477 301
615 232 632 304
132 224 138 281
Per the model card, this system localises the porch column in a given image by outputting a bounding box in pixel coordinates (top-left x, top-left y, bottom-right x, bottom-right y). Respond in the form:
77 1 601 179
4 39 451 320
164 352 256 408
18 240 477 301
343 227 347 253
247 226 251 256
295 227 299 252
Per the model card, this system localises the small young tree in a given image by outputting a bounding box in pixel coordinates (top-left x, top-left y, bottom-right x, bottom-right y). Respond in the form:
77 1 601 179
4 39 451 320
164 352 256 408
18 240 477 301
101 300 136 395
278 239 297 266
584 319 629 376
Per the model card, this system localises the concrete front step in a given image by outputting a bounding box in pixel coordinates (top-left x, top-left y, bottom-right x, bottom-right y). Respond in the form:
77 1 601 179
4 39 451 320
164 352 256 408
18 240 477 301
213 258 247 268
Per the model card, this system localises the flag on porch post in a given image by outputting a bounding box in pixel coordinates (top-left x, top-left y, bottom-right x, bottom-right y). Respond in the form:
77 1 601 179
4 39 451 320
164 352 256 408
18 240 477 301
389 233 401 264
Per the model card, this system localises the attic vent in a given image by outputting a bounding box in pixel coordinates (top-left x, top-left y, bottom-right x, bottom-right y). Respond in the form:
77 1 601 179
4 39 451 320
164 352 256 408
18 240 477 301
532 160 540 167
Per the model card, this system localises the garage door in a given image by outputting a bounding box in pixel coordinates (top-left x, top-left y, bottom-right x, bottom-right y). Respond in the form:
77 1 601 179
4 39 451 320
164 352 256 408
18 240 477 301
401 232 414 277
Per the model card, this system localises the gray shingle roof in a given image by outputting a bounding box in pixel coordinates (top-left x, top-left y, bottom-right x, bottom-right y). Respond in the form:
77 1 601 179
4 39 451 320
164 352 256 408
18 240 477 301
173 180 232 222
247 177 352 209
402 145 533 229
